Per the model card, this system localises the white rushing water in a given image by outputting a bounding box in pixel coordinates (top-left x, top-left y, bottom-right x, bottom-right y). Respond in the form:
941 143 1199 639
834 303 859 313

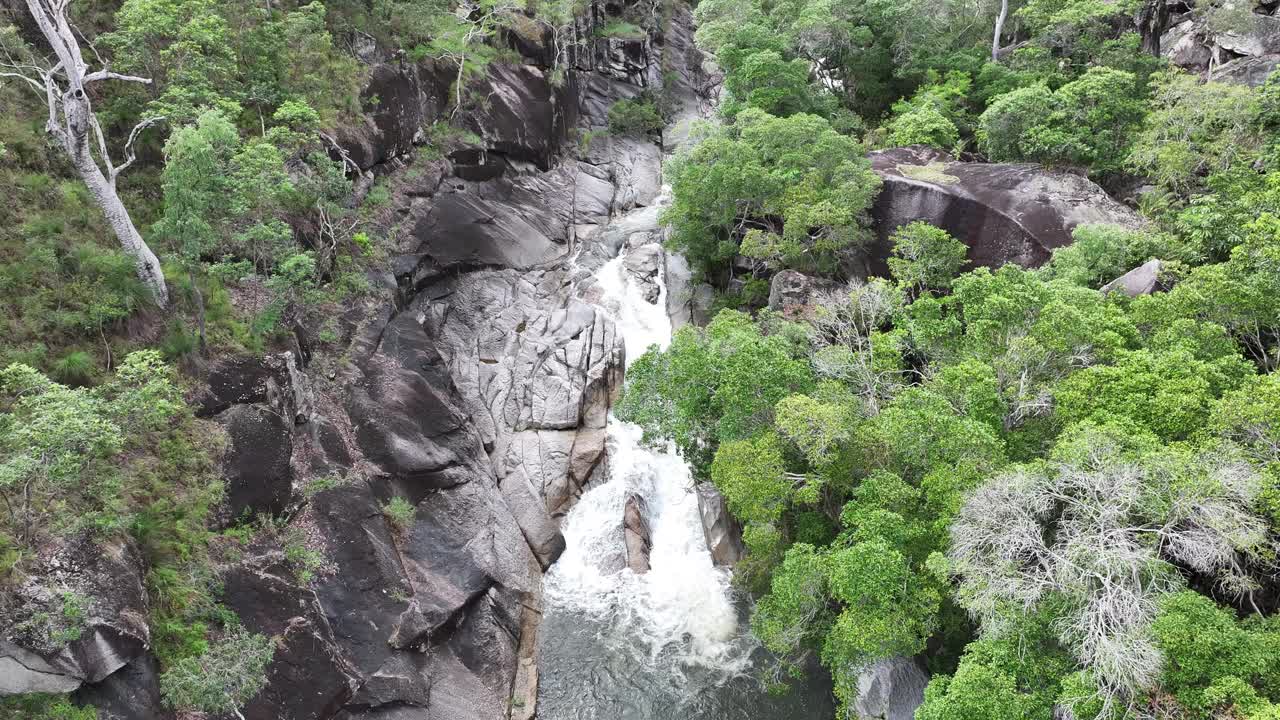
543 231 755 677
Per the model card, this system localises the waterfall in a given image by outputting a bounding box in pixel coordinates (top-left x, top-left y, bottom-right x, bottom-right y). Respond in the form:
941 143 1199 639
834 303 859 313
544 238 754 674
536 190 835 719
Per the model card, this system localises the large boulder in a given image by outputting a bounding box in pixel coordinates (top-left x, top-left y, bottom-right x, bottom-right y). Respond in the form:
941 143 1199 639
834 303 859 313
336 60 453 171
346 310 491 492
1215 53 1280 85
0 536 149 695
768 270 838 318
622 241 664 303
854 657 930 720
195 351 312 423
221 542 357 720
866 147 1143 274
72 655 165 720
218 403 295 520
695 483 745 567
1160 1 1280 83
1101 259 1166 297
622 494 653 574
459 63 576 170
419 268 623 568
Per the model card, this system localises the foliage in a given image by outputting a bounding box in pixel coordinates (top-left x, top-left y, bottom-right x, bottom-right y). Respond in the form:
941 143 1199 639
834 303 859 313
0 694 96 720
664 110 881 277
949 423 1270 707
977 67 1147 175
617 310 815 479
1041 224 1178 289
1129 71 1264 195
160 626 275 716
887 221 969 292
0 353 184 545
607 96 664 135
104 0 361 127
382 496 416 531
1151 591 1280 717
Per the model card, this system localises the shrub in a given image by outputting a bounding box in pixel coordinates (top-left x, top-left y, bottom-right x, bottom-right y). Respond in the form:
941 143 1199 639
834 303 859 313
51 351 94 386
160 627 275 717
607 96 663 135
887 104 959 150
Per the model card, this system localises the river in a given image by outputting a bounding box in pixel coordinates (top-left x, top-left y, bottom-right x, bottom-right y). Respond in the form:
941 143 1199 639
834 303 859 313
533 185 836 720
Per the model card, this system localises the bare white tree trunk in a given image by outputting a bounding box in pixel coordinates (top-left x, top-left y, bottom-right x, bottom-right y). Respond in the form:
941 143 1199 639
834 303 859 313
3 0 169 306
63 93 168 305
992 0 1009 62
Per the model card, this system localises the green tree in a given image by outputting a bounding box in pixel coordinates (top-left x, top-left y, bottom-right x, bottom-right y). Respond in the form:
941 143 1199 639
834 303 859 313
950 423 1270 707
619 310 815 477
1041 224 1176 288
664 109 881 276
1151 591 1280 717
887 221 969 292
0 352 182 546
1129 70 1263 195
156 110 239 351
978 68 1146 175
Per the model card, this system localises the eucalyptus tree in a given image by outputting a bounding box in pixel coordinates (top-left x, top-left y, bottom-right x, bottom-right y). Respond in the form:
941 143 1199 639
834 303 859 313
0 1 168 305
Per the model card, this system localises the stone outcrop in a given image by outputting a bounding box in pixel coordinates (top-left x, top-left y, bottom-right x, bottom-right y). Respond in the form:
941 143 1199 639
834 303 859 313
695 483 745 567
217 403 295 520
196 351 312 423
768 269 838 318
1101 259 1167 297
418 269 624 568
72 655 165 720
866 147 1144 275
0 536 149 696
1160 0 1280 85
221 541 357 720
622 494 653 573
854 657 930 720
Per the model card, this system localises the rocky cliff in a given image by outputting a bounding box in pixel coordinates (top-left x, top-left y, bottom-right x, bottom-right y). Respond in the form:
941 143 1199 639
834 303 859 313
2 3 711 719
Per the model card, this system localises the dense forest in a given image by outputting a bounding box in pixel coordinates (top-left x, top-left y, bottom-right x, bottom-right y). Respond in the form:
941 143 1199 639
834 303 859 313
619 0 1280 718
0 0 1278 717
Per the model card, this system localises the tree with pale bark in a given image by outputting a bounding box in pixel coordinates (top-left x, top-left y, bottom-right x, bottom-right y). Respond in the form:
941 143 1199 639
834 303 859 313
0 0 168 306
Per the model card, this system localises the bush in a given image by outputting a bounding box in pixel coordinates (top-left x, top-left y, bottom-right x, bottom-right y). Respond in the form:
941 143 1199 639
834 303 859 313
979 68 1146 175
160 627 275 716
1041 224 1176 288
0 694 96 719
887 104 960 150
51 351 95 386
607 96 663 135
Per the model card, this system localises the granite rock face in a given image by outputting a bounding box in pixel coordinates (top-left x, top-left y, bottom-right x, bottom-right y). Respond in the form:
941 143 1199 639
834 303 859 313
1101 259 1166 297
854 657 930 720
622 494 653 574
768 269 838 318
0 536 149 696
865 147 1144 274
218 403 295 520
695 483 745 567
418 268 624 568
1159 0 1280 85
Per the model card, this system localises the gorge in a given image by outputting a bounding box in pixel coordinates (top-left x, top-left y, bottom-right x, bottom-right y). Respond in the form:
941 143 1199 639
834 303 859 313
3 0 1280 718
